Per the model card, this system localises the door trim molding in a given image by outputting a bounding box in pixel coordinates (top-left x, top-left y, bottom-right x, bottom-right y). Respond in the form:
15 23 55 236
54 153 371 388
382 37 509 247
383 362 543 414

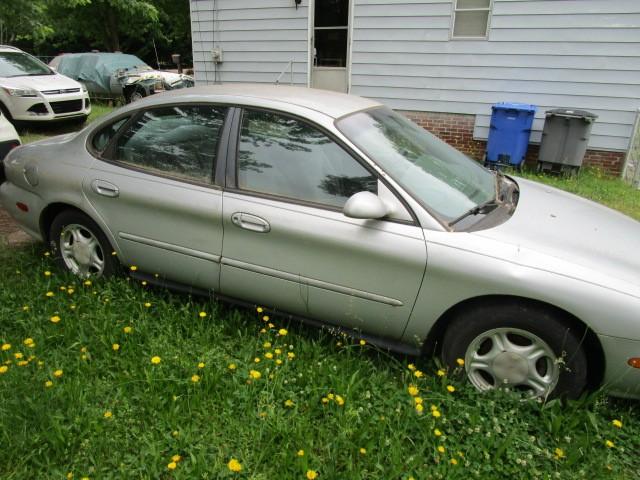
222 257 403 307
119 232 221 263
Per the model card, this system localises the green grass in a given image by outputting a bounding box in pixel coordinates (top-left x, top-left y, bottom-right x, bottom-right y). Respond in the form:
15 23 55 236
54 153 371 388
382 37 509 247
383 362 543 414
0 247 639 479
19 103 116 145
518 168 640 221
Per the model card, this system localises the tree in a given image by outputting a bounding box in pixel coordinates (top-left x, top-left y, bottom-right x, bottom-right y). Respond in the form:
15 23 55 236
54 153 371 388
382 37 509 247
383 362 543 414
0 0 51 45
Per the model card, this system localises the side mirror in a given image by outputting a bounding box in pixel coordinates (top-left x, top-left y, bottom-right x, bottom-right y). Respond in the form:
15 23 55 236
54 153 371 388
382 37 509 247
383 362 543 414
343 191 389 219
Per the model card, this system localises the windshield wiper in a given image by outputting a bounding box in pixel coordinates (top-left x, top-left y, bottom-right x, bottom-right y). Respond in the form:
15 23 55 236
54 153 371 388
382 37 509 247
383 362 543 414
448 198 500 227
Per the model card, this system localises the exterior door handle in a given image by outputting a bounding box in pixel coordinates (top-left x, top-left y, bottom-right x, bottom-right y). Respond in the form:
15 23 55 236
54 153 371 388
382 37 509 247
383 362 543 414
91 179 119 198
231 212 270 233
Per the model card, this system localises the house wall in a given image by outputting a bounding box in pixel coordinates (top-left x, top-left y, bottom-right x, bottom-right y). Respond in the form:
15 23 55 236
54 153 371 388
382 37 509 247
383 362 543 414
350 0 640 157
190 0 309 85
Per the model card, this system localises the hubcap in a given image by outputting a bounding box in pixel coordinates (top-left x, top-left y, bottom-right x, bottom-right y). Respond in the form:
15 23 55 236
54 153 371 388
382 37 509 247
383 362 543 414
464 327 560 398
60 224 105 278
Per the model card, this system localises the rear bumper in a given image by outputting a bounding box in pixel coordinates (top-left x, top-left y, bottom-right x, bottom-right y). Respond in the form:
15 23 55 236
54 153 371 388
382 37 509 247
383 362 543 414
599 334 640 399
0 181 43 241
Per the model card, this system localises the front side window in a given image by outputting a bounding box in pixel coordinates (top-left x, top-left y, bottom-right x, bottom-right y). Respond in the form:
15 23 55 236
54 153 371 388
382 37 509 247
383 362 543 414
336 107 496 223
113 105 226 184
452 0 492 38
0 52 53 77
237 109 376 208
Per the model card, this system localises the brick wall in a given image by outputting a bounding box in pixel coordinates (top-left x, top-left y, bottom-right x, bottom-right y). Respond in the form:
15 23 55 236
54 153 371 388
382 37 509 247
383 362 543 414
400 110 625 175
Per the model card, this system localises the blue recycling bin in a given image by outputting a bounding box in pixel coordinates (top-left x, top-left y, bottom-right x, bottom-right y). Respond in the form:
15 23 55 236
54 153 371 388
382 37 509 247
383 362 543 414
486 102 537 168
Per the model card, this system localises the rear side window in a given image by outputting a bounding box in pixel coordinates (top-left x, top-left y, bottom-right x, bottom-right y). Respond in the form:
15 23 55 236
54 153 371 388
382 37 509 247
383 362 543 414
92 117 129 153
113 105 226 184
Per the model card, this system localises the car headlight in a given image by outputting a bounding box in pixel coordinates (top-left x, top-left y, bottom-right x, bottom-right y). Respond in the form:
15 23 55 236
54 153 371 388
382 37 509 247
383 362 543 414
2 87 39 97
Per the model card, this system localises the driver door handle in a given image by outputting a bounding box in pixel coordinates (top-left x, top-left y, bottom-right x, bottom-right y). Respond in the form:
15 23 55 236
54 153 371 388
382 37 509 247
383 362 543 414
231 212 271 233
91 179 120 198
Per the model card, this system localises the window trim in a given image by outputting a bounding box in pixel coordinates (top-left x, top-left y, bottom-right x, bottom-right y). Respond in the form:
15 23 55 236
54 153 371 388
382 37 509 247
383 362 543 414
86 102 232 190
226 106 418 226
450 0 493 40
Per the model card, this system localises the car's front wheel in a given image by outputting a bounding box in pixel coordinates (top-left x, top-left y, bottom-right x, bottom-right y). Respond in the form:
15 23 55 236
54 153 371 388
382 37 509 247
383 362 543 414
49 210 118 278
441 302 588 399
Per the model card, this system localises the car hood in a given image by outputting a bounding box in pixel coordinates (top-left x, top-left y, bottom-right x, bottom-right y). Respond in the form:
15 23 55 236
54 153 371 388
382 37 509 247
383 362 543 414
0 73 81 92
474 178 640 290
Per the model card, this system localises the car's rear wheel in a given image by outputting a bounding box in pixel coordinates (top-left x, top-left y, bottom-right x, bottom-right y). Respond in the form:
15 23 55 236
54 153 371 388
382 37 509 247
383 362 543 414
441 302 588 399
127 88 146 103
49 210 118 278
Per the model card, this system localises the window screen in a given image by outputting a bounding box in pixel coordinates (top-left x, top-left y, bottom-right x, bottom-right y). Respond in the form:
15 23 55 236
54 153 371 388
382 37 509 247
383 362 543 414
237 109 377 208
113 105 225 184
452 0 491 38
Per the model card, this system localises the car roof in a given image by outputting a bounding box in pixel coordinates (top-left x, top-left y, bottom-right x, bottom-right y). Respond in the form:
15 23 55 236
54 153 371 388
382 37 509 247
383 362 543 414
160 84 382 119
0 45 23 53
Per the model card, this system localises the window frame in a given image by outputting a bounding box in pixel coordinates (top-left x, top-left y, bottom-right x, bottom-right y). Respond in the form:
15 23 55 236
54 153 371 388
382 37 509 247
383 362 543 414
450 0 493 40
225 106 418 226
86 102 233 190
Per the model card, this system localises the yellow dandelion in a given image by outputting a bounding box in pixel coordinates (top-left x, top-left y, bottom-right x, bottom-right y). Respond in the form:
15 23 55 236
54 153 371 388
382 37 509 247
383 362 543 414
605 440 614 448
437 445 445 454
450 458 458 465
249 369 261 379
45 380 53 388
306 470 318 480
151 356 161 365
612 419 623 428
262 315 269 322
254 357 261 363
456 358 465 366
130 265 138 271
321 397 329 405
228 363 237 370
191 374 201 383
268 322 275 328
359 448 367 455
287 352 295 360
14 352 23 359
112 343 120 351
434 428 442 437
44 271 51 276
265 352 273 359
17 360 28 366
22 305 29 311
23 338 33 345
68 288 75 294
0 365 8 374
144 302 151 308
1 343 10 351
50 315 61 324
274 348 282 354
275 359 283 365
46 291 54 297
414 397 423 405
278 328 288 336
414 370 424 378
259 328 266 334
199 311 207 318
172 454 182 463
256 306 264 313
84 280 91 286
171 430 179 437
123 326 132 334
359 339 366 346
437 369 446 377
432 409 441 418
336 395 345 406
415 404 424 413
554 448 565 459
167 462 177 470
103 411 113 419
446 385 455 393
53 369 63 378
284 399 295 408
407 363 416 371
263 342 272 348
407 385 419 396
227 458 242 472
198 362 205 369
297 449 305 457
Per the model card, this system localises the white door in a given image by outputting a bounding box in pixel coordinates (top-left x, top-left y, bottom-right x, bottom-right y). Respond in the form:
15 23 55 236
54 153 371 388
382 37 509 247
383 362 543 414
311 0 350 93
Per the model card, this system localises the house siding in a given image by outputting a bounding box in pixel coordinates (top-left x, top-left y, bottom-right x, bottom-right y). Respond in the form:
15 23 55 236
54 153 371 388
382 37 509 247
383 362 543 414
190 0 309 86
350 0 640 153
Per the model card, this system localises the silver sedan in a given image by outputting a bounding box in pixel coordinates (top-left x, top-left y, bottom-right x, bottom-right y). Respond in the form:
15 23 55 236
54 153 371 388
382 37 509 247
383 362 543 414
1 85 639 400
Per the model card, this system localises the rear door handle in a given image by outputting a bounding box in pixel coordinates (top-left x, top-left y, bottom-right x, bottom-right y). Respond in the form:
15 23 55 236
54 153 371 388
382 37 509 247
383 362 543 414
91 179 119 198
231 212 270 233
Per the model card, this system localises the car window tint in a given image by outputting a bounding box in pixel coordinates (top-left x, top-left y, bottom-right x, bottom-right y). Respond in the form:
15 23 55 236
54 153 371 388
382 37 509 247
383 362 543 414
92 117 129 153
238 109 377 208
114 105 225 184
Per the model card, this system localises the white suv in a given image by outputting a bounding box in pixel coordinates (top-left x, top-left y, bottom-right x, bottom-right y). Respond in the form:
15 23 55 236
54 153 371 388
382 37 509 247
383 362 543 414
0 108 20 161
0 45 91 125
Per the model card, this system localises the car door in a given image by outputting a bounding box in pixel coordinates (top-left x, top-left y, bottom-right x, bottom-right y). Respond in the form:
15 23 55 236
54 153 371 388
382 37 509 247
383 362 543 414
220 108 427 339
83 103 229 291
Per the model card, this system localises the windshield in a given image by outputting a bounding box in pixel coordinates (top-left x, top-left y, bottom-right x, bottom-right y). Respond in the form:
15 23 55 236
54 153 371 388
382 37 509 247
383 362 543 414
0 52 53 77
336 107 496 223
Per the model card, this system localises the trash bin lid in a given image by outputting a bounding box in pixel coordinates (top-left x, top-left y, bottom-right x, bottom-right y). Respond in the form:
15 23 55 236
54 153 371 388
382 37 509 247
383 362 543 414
545 108 598 120
492 102 537 113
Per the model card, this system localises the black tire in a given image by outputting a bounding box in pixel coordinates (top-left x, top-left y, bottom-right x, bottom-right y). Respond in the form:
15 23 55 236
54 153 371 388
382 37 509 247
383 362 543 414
126 88 146 104
441 302 588 399
49 209 118 278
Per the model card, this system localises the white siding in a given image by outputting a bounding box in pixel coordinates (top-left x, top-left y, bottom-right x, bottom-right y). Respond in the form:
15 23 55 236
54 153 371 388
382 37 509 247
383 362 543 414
190 0 309 86
350 0 640 151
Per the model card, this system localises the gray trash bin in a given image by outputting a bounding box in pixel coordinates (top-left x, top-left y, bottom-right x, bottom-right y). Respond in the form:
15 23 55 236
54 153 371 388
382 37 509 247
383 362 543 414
537 109 597 174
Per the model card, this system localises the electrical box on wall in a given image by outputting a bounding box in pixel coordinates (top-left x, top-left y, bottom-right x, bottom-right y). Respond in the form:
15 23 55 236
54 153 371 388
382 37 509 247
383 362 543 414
212 47 223 63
